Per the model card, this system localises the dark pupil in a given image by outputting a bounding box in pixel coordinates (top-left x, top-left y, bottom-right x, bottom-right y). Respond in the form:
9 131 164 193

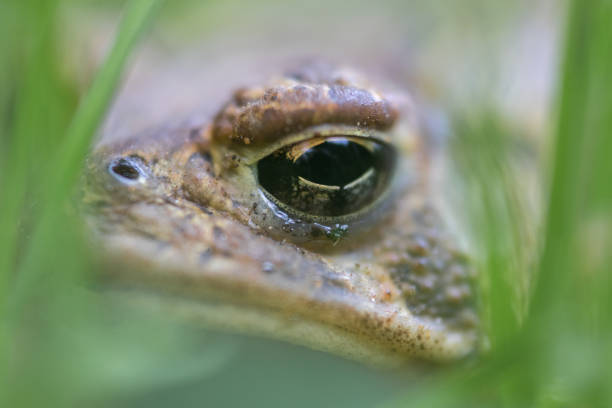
257 137 394 217
294 140 373 186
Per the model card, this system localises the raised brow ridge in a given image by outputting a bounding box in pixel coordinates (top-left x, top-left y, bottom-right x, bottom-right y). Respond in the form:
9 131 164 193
211 64 399 146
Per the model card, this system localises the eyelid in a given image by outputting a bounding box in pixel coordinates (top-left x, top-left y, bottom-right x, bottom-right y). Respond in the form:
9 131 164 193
232 124 393 166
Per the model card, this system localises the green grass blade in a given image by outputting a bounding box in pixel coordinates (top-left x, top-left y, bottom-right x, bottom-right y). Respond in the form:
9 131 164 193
530 0 612 328
388 0 612 406
1 1 163 404
8 0 164 309
49 0 164 203
0 0 61 314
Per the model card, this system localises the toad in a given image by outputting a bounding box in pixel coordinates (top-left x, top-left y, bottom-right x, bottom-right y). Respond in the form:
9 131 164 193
83 62 477 366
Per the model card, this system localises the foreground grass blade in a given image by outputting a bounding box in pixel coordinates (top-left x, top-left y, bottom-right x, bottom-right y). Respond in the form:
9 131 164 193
1 0 162 404
8 0 164 309
0 0 63 317
50 0 164 203
530 0 612 316
387 0 612 406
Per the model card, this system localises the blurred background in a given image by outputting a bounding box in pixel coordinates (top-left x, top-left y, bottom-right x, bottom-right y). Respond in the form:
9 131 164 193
1 0 610 407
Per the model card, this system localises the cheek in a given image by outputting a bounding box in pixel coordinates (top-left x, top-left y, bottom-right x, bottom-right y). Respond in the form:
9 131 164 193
181 152 246 218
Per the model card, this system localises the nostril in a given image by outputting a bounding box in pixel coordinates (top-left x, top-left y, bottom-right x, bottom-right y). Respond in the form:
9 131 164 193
109 157 144 183
111 160 139 179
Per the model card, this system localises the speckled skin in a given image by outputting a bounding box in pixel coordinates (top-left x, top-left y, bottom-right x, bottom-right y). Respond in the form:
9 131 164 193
212 66 398 146
83 63 477 365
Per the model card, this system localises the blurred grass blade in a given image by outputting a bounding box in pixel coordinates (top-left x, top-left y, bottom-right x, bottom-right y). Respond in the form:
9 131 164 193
451 114 531 348
527 0 612 404
530 0 612 321
1 1 162 403
388 0 612 406
530 0 591 316
0 2 70 390
50 0 163 202
0 0 63 315
525 0 612 404
8 0 163 309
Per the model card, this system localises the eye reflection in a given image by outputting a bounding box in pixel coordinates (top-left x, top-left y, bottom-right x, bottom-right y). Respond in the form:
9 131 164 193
257 136 396 217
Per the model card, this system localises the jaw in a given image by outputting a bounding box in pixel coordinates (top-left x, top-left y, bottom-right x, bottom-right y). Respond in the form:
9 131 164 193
101 286 472 367
92 224 477 366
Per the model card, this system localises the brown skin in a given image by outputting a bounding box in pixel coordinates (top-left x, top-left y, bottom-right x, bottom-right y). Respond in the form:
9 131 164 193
83 62 477 366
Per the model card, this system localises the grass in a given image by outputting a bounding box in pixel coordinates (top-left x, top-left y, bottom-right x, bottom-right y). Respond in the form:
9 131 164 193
1 0 611 407
6 0 164 313
390 1 612 406
0 0 169 405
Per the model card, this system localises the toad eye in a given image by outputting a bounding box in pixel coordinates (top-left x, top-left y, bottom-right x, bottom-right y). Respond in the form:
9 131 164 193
257 136 396 218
